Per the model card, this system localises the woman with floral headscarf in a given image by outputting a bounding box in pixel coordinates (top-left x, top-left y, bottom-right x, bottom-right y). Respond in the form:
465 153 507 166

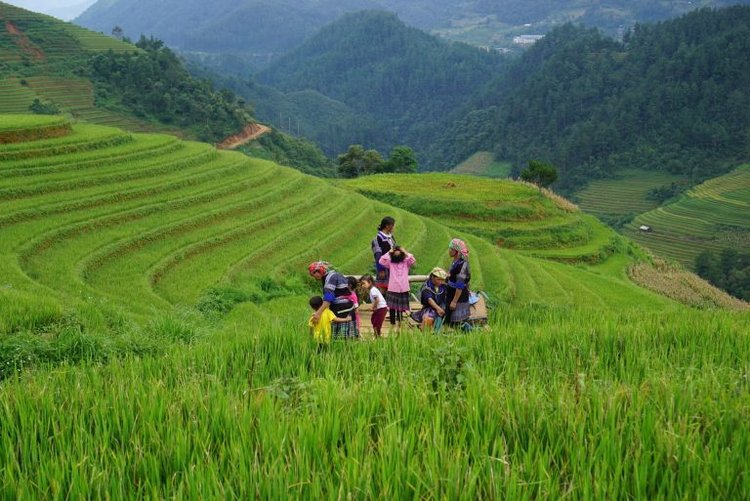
308 261 359 339
445 239 472 327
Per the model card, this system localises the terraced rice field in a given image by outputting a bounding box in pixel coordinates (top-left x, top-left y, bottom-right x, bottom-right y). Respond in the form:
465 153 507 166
625 165 750 267
342 173 622 264
0 78 38 114
20 75 159 131
59 23 138 52
0 3 133 58
0 116 676 320
575 169 686 217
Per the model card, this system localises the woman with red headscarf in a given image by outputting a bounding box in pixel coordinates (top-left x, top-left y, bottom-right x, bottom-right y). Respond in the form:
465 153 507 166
445 239 472 328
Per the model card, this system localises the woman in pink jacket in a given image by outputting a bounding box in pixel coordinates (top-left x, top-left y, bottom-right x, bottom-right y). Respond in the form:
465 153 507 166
378 245 415 327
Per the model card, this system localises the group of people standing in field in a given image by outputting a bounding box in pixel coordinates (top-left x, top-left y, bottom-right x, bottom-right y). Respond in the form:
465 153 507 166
307 216 473 344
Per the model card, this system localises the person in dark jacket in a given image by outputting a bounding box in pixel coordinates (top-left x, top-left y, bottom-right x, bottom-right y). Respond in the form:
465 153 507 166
445 239 472 328
308 261 359 339
371 216 396 293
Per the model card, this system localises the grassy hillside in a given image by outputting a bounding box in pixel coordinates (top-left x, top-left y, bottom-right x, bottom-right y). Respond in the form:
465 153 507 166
0 3 335 177
340 172 750 309
341 173 620 263
624 164 750 268
0 3 259 140
0 114 748 497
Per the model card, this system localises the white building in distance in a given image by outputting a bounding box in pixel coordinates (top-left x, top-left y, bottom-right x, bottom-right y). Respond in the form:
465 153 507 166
513 35 545 46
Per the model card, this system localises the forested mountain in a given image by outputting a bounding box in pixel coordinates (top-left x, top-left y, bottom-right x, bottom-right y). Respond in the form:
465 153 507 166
75 0 750 72
433 6 750 191
73 2 750 186
254 10 505 158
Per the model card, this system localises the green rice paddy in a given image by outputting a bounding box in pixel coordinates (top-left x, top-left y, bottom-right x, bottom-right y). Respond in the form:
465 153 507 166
625 165 750 267
0 115 747 497
575 169 687 218
0 2 162 132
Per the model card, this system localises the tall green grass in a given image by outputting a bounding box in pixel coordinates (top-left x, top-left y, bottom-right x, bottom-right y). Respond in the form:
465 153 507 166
1 303 748 498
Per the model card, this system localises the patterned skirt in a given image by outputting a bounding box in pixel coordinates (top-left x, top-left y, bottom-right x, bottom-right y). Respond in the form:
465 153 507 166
410 307 440 324
448 301 471 324
333 320 359 340
386 291 411 312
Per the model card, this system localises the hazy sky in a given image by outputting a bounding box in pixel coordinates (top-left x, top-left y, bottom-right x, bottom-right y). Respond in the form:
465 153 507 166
4 0 97 20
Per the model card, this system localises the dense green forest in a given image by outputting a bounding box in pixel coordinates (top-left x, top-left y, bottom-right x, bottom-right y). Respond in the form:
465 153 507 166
696 249 750 301
77 0 750 73
433 6 750 191
90 36 253 142
256 10 505 159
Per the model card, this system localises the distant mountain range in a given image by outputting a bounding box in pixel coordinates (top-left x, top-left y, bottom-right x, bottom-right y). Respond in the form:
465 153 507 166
73 1 750 194
75 0 750 71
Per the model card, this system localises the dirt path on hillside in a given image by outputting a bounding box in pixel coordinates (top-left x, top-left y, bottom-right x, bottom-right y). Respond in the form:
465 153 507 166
217 123 271 150
3 20 45 61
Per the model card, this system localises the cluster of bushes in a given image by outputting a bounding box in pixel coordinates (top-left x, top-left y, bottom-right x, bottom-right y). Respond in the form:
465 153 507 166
695 249 750 301
28 99 60 115
337 145 418 178
196 276 311 317
646 183 685 203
